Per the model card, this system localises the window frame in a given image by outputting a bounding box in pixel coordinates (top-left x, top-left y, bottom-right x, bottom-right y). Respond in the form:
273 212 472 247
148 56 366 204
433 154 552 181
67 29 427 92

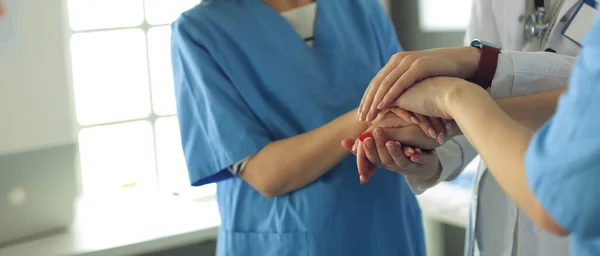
62 0 212 199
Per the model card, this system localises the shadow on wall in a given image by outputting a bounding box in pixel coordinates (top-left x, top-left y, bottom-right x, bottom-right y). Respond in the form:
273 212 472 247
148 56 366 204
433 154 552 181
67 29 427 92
390 0 466 50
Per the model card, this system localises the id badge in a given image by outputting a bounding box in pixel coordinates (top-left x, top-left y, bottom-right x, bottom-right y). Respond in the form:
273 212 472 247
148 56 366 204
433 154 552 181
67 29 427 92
562 0 598 46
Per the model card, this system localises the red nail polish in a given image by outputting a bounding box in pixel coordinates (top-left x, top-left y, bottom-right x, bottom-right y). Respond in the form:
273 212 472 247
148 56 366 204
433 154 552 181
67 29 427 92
359 132 373 142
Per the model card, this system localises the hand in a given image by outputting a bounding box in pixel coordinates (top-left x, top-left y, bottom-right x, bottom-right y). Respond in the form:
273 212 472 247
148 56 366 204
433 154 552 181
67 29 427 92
394 76 486 120
358 46 481 122
341 128 442 184
341 109 443 183
385 108 454 145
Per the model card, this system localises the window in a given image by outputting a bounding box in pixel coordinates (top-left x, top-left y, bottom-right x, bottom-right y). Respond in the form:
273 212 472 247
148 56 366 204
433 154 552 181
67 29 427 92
418 0 473 32
67 0 215 198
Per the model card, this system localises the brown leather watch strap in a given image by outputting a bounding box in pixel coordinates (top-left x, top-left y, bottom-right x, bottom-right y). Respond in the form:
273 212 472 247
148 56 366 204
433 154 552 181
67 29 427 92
470 45 500 90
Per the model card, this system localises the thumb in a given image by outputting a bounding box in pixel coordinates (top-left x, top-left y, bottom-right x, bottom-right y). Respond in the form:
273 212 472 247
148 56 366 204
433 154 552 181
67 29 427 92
341 138 355 152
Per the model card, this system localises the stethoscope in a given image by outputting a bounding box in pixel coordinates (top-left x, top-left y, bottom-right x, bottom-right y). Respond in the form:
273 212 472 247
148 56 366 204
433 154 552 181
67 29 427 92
524 0 566 46
524 0 549 42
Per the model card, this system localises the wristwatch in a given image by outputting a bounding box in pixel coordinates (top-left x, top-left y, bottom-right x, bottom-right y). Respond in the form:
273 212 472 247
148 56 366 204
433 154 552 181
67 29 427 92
469 39 501 90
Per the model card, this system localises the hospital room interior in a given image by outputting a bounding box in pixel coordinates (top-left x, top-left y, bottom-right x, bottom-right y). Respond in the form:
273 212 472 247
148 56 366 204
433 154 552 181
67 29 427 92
0 0 538 255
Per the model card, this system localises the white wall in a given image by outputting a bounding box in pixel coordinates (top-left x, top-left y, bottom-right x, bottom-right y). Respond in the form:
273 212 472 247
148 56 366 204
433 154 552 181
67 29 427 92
0 0 75 154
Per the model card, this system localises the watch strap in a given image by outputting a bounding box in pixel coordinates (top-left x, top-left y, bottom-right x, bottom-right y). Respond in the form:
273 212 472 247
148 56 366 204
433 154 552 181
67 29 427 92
471 45 500 90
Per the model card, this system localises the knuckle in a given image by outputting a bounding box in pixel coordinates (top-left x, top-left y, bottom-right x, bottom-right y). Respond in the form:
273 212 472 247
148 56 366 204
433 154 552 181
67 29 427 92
411 57 428 68
390 52 405 62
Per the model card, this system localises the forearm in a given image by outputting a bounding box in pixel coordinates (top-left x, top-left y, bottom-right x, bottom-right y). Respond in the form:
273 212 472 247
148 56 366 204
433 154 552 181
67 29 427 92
446 86 564 233
242 109 368 198
496 88 565 129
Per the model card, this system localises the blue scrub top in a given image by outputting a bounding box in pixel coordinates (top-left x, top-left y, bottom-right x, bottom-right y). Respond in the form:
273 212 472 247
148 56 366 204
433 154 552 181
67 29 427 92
171 0 425 255
526 11 600 256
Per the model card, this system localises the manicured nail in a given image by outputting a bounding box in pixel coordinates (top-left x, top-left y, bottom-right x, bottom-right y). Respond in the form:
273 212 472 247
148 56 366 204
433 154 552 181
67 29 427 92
410 116 419 124
437 132 445 145
428 128 436 139
359 132 373 142
386 142 396 152
374 128 383 138
365 138 375 148
411 155 420 163
407 147 415 154
445 123 452 135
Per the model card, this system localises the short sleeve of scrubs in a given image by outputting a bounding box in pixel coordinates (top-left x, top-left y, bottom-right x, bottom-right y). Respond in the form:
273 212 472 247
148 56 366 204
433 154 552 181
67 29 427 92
171 16 272 186
525 13 600 238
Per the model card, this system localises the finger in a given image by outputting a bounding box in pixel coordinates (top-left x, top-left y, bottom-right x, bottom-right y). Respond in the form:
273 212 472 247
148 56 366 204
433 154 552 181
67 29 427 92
381 127 439 150
363 137 382 167
415 148 423 154
388 108 420 126
429 117 445 144
367 65 409 121
356 141 373 183
373 128 395 167
410 151 438 165
403 146 415 157
360 53 403 121
341 138 356 155
379 59 427 109
443 119 453 135
415 114 437 140
385 141 417 175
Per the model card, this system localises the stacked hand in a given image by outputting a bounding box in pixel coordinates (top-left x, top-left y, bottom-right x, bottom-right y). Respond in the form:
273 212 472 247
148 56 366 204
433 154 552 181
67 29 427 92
345 46 486 185
342 109 449 184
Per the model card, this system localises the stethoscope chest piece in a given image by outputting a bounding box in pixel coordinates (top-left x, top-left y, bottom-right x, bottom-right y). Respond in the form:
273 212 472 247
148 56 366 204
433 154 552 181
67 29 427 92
524 7 549 42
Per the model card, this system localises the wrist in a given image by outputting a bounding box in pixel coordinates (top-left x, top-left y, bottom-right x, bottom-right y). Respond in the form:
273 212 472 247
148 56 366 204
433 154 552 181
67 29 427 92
417 161 442 189
347 108 370 137
441 82 487 118
463 46 482 78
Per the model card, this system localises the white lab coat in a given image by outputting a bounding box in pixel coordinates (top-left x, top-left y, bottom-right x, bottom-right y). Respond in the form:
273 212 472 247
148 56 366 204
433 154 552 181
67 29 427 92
407 0 582 255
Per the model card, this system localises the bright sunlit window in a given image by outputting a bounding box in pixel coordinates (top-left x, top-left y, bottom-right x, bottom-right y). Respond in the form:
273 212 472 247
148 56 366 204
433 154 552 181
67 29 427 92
418 0 473 32
67 0 215 198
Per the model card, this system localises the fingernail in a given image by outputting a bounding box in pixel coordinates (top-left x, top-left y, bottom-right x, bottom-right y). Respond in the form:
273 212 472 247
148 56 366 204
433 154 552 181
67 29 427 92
410 116 419 124
407 147 415 154
411 155 420 163
428 128 436 139
360 175 366 184
359 112 365 122
374 128 383 138
377 101 385 110
445 123 452 134
386 142 396 152
437 132 445 145
415 148 422 154
365 138 374 148
352 142 357 152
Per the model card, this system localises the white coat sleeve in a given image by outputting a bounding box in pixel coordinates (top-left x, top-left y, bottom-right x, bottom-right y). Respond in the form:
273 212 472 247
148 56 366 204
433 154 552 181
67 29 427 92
407 51 575 194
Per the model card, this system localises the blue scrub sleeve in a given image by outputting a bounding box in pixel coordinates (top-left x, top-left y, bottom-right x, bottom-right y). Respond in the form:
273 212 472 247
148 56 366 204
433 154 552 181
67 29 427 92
525 13 600 238
367 0 402 62
171 16 272 186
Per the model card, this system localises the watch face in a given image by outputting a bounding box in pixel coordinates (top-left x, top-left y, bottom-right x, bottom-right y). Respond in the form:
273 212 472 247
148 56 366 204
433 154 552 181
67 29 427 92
472 39 501 50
